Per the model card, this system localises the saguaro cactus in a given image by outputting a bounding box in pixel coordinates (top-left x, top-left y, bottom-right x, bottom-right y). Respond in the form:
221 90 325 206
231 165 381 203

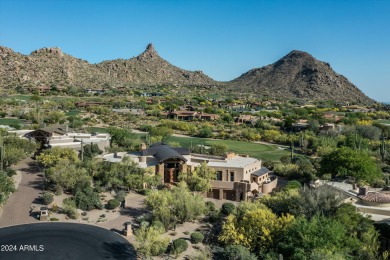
380 131 387 162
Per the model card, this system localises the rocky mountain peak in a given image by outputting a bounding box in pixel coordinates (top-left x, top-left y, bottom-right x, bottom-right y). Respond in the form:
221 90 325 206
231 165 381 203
138 43 159 61
30 47 64 57
146 43 155 52
285 50 313 58
229 50 374 104
0 46 15 54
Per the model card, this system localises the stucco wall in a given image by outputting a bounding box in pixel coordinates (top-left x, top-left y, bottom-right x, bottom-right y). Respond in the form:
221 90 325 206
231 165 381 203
262 177 278 194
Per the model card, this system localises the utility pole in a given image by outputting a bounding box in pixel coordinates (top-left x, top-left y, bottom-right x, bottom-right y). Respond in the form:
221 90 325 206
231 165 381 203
0 136 4 172
80 139 84 162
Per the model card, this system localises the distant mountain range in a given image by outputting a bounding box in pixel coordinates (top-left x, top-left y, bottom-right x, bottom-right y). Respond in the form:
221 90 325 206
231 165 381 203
0 44 374 103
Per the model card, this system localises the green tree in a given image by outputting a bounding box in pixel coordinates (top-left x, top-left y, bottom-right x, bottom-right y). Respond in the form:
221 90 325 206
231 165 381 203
2 136 38 169
0 171 15 206
179 162 216 193
135 225 170 257
108 127 142 150
149 126 173 142
334 203 379 259
210 143 228 156
73 187 102 211
82 143 102 160
145 182 205 230
198 126 213 138
45 159 91 193
262 185 345 219
222 245 257 260
40 192 54 205
276 214 373 259
44 111 66 124
320 147 382 184
36 147 79 168
219 203 294 253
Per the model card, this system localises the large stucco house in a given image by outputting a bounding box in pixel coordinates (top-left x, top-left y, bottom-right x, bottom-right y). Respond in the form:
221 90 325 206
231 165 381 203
99 143 277 201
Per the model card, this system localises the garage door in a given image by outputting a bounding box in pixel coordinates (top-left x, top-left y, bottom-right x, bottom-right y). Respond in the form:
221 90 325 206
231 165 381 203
223 190 235 201
207 189 220 199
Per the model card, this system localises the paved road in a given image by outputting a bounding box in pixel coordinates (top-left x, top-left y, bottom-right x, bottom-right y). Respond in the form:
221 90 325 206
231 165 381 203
0 223 136 260
0 157 42 227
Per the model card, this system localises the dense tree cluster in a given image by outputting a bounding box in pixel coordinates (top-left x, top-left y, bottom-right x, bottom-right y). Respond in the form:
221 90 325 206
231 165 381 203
216 186 381 259
145 182 205 230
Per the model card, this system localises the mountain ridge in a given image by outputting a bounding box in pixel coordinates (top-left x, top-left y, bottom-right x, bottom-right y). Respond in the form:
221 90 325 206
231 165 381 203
0 44 374 103
228 50 374 104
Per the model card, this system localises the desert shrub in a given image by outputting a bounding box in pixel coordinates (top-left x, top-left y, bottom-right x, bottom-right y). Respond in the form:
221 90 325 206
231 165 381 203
74 187 102 211
209 210 220 223
136 213 152 224
51 204 59 213
106 199 120 209
50 217 59 221
151 220 165 231
190 232 204 244
171 238 188 255
222 245 257 260
192 246 213 260
283 180 302 191
135 225 169 257
183 231 190 235
63 197 76 208
63 205 78 219
6 168 16 177
115 190 126 202
221 202 235 215
372 179 385 188
205 201 216 212
141 221 150 228
41 192 54 205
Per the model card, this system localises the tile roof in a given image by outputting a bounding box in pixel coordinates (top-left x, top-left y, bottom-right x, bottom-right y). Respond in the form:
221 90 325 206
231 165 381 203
359 192 390 203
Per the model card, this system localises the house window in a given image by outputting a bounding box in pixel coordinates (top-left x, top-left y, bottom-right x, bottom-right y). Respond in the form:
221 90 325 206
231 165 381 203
230 172 235 181
216 171 223 181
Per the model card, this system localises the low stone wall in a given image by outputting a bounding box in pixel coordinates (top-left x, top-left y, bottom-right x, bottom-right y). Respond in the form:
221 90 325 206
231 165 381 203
358 200 390 208
356 205 390 216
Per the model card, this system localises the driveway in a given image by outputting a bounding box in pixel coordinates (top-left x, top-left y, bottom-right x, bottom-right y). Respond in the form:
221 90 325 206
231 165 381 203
0 157 43 227
0 222 136 260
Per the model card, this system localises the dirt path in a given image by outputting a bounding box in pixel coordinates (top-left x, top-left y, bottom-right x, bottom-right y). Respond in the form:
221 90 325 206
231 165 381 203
0 157 43 227
99 193 146 232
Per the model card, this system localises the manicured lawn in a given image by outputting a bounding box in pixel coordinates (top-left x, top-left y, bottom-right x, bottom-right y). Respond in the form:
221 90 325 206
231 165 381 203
85 127 109 133
166 136 288 161
0 95 32 101
376 119 390 124
0 118 25 125
65 109 81 116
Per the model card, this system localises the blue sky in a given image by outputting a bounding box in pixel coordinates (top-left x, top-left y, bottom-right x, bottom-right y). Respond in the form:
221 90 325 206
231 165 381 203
0 0 389 101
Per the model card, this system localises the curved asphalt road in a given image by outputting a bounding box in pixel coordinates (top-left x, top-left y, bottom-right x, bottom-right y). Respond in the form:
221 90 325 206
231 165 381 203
0 223 136 260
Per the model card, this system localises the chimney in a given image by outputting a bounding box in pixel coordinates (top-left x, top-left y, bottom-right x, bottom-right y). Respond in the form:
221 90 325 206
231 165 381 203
141 143 147 150
224 152 236 160
358 186 369 196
